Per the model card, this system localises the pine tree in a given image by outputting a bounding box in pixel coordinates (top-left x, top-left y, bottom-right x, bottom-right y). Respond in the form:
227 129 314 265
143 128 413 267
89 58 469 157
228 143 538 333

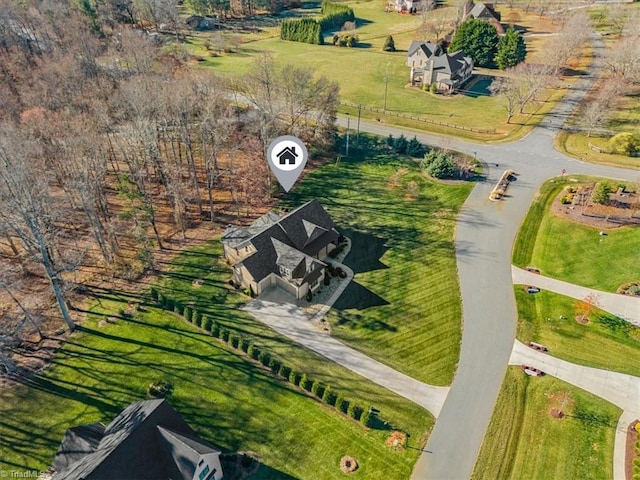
449 19 499 68
495 27 526 70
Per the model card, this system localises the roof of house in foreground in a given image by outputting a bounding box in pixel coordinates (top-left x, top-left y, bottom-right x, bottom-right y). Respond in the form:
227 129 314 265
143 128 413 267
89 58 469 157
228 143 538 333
52 399 221 480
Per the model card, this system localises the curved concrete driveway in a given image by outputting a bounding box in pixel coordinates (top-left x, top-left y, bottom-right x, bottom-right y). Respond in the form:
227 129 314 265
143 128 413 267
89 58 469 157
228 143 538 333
341 33 640 480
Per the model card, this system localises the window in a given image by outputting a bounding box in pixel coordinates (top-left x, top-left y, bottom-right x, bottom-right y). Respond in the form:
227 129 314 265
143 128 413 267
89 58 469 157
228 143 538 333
279 266 291 277
199 465 210 480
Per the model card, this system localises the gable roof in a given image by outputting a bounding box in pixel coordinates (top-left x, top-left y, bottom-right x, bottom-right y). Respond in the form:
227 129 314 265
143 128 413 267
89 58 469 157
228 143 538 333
407 41 443 59
468 2 497 20
225 200 338 283
52 399 221 480
431 50 473 77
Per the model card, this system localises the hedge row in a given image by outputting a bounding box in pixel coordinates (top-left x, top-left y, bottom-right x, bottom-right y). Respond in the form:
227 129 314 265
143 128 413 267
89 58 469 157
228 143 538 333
280 1 354 44
151 288 377 427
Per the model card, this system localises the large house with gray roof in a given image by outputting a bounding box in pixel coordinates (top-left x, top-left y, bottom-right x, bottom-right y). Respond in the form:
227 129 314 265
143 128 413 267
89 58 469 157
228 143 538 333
51 399 223 480
221 200 339 299
407 41 473 93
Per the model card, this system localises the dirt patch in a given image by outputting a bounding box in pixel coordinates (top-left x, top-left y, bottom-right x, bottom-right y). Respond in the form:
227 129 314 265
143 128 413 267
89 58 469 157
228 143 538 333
550 408 565 419
386 431 406 448
546 390 575 419
575 315 589 325
339 456 359 474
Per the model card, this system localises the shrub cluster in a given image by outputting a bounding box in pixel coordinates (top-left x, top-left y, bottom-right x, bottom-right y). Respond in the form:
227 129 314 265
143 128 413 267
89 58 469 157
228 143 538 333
386 134 426 157
281 1 354 44
320 0 355 30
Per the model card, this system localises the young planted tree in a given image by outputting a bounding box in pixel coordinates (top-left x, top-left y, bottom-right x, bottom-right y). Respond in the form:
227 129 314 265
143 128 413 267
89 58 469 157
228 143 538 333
383 35 396 52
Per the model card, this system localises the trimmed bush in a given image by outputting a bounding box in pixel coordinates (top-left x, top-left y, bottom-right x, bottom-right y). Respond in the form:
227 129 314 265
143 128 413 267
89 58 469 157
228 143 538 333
247 344 258 359
193 310 203 327
165 297 175 311
150 287 159 301
174 302 184 316
347 403 362 421
230 335 240 349
278 364 290 378
239 337 249 353
289 370 300 386
258 351 270 367
299 373 311 391
306 291 312 302
281 18 324 45
324 274 330 286
360 408 372 427
383 35 395 52
322 386 335 406
311 381 324 398
269 358 280 373
203 316 212 331
220 329 230 342
184 306 193 323
336 394 348 413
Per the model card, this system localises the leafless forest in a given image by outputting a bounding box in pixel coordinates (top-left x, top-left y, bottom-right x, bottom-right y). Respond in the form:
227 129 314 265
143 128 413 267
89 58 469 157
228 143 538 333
0 0 339 370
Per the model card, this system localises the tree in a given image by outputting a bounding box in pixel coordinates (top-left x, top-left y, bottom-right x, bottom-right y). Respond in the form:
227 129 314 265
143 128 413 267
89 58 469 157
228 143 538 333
489 76 520 123
495 27 526 70
383 35 396 52
591 182 611 205
423 151 459 179
606 34 640 84
449 19 499 68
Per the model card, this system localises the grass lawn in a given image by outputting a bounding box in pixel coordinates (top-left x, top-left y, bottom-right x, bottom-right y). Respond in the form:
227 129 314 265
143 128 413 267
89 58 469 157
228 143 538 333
515 287 640 377
283 135 473 386
512 176 640 292
184 1 565 139
0 255 433 478
471 366 621 480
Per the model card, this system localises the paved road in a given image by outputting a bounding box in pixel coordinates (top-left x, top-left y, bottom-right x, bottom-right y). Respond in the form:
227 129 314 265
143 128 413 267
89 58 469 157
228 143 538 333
513 266 640 326
243 298 450 417
340 32 640 480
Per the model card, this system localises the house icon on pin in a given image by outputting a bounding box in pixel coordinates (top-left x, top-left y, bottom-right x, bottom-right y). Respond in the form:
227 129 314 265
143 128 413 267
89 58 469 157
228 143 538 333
276 146 298 165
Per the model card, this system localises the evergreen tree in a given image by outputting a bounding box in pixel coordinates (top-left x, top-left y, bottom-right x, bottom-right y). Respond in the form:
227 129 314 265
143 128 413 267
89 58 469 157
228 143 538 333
449 19 499 68
495 27 526 70
383 35 396 52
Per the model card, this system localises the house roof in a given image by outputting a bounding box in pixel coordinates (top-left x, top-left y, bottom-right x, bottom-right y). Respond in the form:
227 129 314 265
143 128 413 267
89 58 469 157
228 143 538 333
407 41 443 59
52 399 221 480
221 211 281 249
228 200 337 283
431 50 473 77
468 2 497 20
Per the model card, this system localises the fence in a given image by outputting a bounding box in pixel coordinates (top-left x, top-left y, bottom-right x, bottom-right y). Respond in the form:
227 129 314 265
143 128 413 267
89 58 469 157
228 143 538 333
339 101 496 134
588 142 603 153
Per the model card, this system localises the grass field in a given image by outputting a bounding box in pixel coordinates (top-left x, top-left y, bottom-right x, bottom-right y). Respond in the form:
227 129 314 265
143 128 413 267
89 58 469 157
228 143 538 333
184 1 566 139
471 366 621 480
512 176 640 292
282 135 473 386
515 287 640 377
0 247 433 479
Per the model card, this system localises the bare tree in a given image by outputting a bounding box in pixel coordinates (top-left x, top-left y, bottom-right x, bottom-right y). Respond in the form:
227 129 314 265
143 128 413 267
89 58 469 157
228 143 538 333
605 34 640 84
490 76 521 124
0 126 76 331
579 76 627 137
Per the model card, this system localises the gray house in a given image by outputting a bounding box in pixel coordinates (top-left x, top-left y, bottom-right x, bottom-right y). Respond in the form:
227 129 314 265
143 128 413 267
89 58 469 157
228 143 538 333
51 399 224 480
222 200 339 299
407 41 474 92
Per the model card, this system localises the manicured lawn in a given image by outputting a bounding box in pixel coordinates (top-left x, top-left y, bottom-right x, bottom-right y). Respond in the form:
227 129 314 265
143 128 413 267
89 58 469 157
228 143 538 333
515 287 640 377
472 366 620 480
0 277 432 478
513 176 640 292
284 136 473 385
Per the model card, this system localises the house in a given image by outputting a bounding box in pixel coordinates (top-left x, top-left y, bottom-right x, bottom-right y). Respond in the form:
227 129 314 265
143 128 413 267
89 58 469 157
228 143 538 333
466 2 504 33
407 42 474 92
276 146 298 165
221 199 340 299
51 399 224 480
392 0 422 12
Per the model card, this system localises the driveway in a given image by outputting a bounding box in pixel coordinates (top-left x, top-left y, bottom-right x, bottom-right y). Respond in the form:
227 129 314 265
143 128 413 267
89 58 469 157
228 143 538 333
243 297 450 418
513 266 640 326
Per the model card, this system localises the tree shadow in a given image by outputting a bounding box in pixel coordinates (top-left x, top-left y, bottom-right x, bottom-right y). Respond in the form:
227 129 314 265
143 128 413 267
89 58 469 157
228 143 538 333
333 281 390 312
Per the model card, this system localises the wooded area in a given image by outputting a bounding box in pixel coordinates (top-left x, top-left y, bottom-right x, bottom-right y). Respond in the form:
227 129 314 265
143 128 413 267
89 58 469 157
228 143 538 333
0 0 339 366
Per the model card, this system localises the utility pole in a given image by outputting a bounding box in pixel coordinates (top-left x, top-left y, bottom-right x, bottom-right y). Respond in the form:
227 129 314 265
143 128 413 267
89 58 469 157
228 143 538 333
356 104 361 146
384 69 389 112
346 116 350 157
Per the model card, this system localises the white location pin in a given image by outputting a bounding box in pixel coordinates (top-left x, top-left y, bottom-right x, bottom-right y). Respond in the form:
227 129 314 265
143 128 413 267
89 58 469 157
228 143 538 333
266 135 308 192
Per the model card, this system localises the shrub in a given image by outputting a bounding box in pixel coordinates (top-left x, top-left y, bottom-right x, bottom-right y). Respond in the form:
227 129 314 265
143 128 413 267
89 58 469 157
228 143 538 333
278 364 290 378
336 394 348 413
230 335 240 349
306 291 313 302
202 315 212 331
148 379 173 398
289 370 300 386
347 403 362 421
174 302 184 316
220 329 230 342
360 408 372 427
268 358 280 373
165 297 175 311
247 344 257 359
560 196 570 205
157 293 165 307
150 287 158 301
609 132 640 156
324 274 330 286
407 136 425 157
393 134 408 154
184 306 193 323
311 381 324 398
383 35 395 52
299 373 311 391
258 351 270 367
430 82 437 94
193 310 203 327
386 134 394 147
281 18 324 45
426 152 459 179
239 337 249 352
209 320 219 337
322 386 335 405
592 182 611 205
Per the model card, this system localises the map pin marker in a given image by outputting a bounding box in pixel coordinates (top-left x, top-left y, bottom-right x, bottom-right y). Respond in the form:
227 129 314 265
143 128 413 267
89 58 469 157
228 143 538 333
266 135 308 192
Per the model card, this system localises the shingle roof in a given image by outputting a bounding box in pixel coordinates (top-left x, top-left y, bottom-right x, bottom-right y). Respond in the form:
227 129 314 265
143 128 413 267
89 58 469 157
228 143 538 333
52 399 221 480
407 41 443 59
431 50 473 78
469 2 496 20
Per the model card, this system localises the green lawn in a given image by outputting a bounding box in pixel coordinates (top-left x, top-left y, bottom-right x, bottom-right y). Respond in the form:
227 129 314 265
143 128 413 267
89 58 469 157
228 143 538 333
513 176 640 292
0 269 432 478
283 136 473 386
472 366 621 480
515 287 640 377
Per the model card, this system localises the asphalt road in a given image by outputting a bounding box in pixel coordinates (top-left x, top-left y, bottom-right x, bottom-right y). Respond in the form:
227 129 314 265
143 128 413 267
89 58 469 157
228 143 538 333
337 34 640 480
